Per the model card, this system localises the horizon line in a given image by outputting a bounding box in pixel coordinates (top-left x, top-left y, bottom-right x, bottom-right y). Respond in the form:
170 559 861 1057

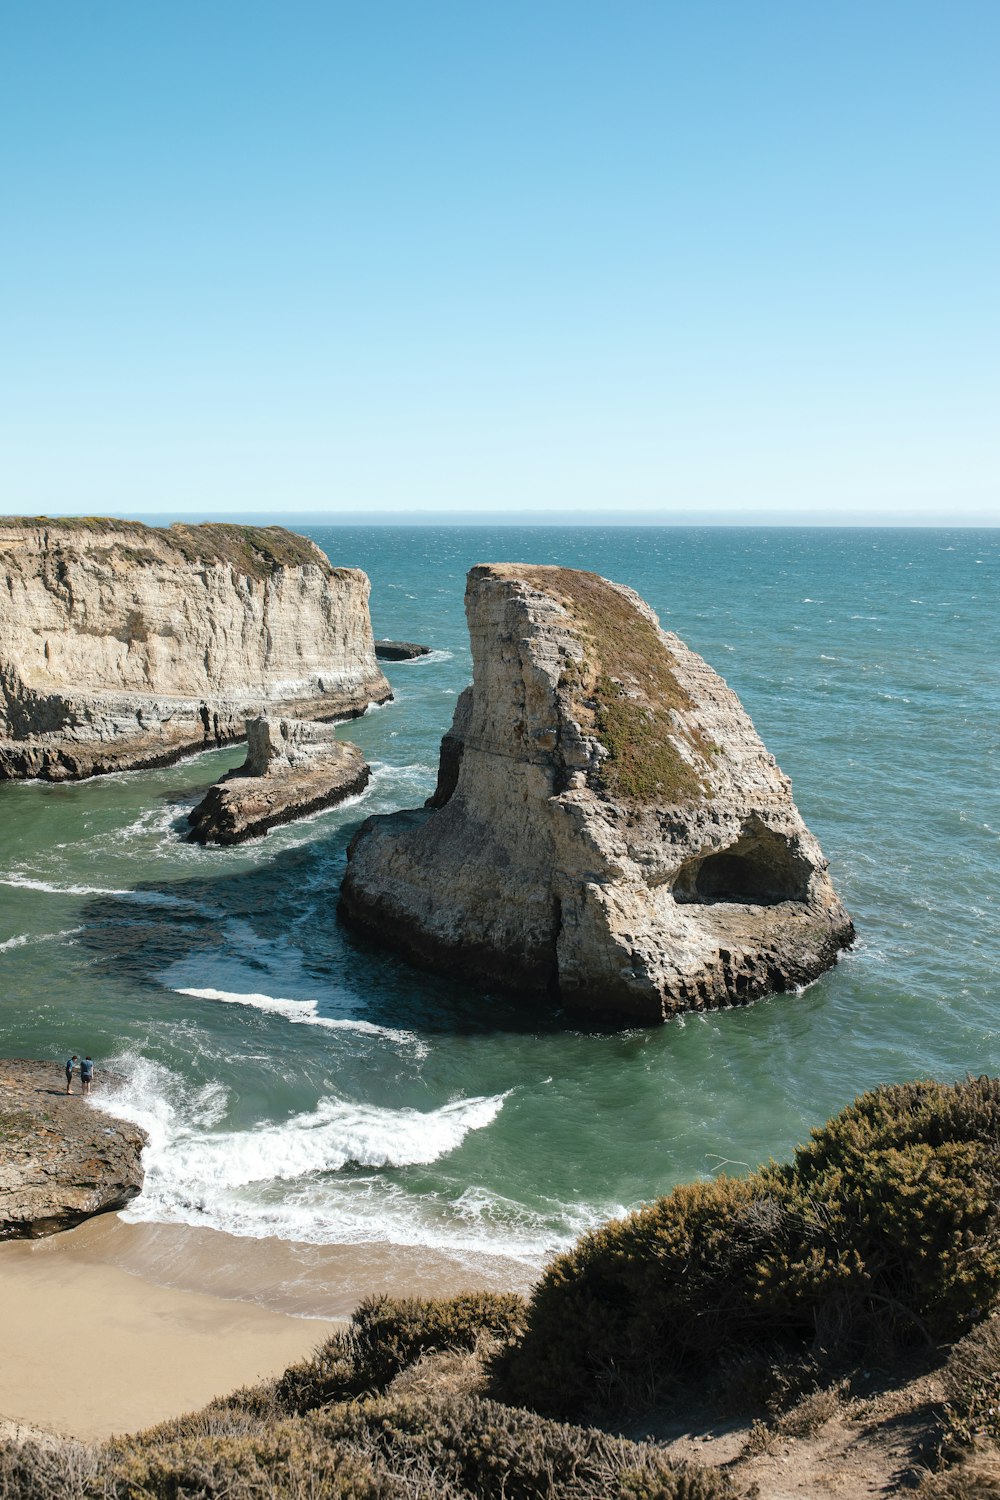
3 509 998 530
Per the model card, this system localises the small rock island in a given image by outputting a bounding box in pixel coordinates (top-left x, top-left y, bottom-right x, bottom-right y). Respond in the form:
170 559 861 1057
374 639 431 661
0 517 391 780
0 1060 146 1239
187 715 370 845
341 564 854 1023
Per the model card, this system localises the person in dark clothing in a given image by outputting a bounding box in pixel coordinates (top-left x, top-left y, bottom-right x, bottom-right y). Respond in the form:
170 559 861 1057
81 1056 94 1096
65 1055 78 1094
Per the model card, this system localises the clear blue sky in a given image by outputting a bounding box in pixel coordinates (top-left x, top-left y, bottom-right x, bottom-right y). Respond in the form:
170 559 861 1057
2 1 998 522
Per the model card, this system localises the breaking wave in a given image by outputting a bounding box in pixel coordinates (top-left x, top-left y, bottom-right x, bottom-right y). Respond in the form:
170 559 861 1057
0 874 192 907
173 987 426 1053
89 1054 579 1258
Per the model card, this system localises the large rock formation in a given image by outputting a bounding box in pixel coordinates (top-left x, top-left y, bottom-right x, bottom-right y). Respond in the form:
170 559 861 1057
187 715 370 845
341 565 854 1023
0 1059 146 1239
0 518 391 779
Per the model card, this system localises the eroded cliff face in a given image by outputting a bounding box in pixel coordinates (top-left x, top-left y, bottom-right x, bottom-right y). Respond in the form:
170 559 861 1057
340 564 854 1023
0 518 390 779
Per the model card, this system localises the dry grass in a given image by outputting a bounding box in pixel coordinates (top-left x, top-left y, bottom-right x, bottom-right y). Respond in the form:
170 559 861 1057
0 517 326 579
509 565 711 804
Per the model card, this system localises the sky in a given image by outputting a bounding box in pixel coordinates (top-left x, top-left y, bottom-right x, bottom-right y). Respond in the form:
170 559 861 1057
1 2 998 524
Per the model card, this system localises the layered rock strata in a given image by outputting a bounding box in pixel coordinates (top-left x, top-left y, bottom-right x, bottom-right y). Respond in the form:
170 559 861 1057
0 1059 146 1239
187 715 370 844
341 564 854 1023
0 518 391 780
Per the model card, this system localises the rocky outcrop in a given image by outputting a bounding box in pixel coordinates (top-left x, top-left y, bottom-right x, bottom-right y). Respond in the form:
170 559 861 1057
187 715 370 844
375 640 431 661
0 518 391 780
0 1060 146 1238
341 564 854 1023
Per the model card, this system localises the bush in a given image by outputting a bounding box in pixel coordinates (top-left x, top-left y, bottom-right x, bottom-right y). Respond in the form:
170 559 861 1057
492 1079 1000 1419
105 1423 394 1499
275 1292 526 1414
0 1440 103 1500
913 1457 1000 1499
311 1392 734 1500
941 1316 1000 1452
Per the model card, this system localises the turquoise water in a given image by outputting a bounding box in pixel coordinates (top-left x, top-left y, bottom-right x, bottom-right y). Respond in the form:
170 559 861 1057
1 527 997 1267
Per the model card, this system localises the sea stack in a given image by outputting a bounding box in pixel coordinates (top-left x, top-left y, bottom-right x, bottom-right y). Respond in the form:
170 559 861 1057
341 564 854 1023
187 715 370 845
0 518 391 779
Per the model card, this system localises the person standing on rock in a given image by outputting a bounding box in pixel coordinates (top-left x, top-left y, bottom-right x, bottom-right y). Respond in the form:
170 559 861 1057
65 1054 78 1094
80 1056 94 1096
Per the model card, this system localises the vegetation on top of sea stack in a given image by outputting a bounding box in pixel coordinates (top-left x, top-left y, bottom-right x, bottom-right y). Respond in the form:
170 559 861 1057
490 1075 1000 1420
0 516 331 580
509 565 710 804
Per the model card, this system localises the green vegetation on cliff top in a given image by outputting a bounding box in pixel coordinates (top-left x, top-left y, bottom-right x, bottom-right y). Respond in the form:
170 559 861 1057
0 517 330 579
505 565 710 805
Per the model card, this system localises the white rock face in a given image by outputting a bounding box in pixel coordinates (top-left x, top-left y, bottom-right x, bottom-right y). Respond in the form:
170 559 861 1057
0 518 390 779
187 716 370 845
341 564 854 1023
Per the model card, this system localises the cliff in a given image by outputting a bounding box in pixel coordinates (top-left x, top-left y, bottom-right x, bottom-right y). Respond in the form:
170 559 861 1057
0 518 391 779
187 715 370 844
341 564 853 1023
0 1059 146 1238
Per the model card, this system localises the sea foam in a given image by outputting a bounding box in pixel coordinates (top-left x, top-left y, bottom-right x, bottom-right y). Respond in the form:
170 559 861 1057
92 1054 566 1256
173 987 426 1052
0 874 191 908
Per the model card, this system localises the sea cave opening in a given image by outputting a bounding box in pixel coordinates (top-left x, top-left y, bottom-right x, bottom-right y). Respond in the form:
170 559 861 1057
672 823 811 906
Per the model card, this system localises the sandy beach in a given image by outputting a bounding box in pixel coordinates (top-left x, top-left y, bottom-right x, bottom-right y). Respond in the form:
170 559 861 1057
0 1213 536 1441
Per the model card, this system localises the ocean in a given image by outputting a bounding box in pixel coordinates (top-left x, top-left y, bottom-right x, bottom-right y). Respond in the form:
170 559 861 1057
1 526 998 1275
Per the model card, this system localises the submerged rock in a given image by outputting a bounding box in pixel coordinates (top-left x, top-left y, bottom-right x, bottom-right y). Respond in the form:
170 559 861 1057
0 517 391 780
0 1059 146 1239
341 564 854 1023
187 715 370 845
375 639 431 660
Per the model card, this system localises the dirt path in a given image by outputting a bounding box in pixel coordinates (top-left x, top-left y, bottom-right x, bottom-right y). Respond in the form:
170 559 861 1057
659 1370 945 1497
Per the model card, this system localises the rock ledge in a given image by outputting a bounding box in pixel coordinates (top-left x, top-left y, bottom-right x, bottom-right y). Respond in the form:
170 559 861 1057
0 1060 146 1239
375 640 431 661
187 716 370 844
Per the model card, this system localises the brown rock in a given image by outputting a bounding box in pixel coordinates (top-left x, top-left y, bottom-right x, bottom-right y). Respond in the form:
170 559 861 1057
0 1059 146 1239
374 640 431 660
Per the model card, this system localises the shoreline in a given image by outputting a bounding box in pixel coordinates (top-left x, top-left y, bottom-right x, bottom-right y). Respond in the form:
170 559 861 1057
0 1213 537 1441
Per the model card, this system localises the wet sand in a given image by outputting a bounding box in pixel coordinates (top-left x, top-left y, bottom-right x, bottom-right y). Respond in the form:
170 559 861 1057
0 1214 536 1440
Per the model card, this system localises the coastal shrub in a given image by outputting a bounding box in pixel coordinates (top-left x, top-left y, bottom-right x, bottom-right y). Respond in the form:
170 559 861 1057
104 1387 282 1451
491 1079 1000 1419
97 1389 731 1500
310 1392 734 1500
275 1292 526 1414
913 1457 1000 1499
941 1316 1000 1452
105 1423 396 1499
0 1440 103 1500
